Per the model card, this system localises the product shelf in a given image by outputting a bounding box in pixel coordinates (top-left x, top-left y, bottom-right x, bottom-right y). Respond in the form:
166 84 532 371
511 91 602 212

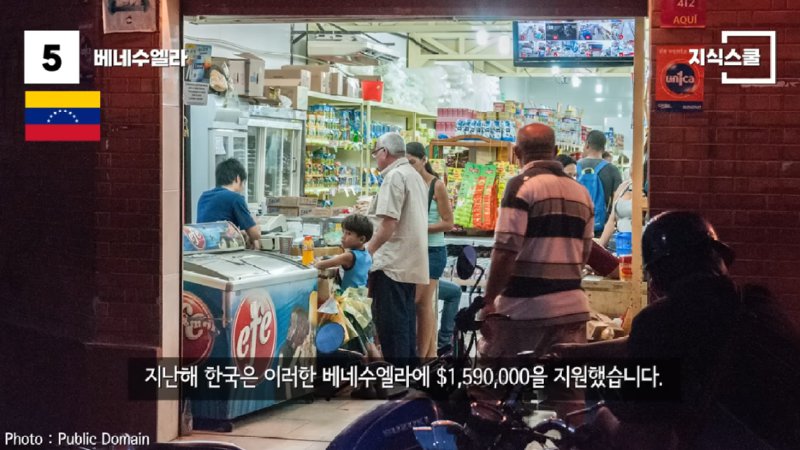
308 91 363 106
365 101 437 120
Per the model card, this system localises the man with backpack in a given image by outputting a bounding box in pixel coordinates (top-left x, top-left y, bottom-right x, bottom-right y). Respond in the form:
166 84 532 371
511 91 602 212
577 130 622 237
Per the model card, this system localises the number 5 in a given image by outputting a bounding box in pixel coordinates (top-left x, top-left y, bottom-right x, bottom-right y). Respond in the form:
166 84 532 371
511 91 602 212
42 44 62 72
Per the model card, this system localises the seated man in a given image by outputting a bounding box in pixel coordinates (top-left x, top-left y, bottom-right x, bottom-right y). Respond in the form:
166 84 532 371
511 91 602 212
196 158 261 250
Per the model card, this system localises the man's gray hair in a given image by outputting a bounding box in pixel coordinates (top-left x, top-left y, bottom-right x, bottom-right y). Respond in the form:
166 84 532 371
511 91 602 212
378 132 406 156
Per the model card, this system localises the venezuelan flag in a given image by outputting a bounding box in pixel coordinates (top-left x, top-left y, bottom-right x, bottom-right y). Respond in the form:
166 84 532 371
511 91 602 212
25 91 101 142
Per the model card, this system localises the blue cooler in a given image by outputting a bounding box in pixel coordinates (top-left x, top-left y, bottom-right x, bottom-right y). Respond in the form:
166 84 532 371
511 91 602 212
182 222 318 421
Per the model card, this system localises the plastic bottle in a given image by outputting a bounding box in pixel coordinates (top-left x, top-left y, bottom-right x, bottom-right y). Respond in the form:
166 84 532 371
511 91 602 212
302 236 315 266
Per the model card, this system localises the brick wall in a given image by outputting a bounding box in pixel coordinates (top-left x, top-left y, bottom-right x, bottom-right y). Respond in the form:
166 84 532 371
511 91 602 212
650 0 800 327
0 0 162 435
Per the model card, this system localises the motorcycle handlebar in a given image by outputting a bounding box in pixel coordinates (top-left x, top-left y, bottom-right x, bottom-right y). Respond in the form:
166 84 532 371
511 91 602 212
454 296 485 332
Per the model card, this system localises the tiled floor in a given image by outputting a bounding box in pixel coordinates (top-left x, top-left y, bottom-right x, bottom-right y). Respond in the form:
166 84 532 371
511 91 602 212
176 396 386 449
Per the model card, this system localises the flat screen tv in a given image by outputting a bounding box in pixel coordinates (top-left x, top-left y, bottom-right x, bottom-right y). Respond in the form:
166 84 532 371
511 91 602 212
513 19 635 67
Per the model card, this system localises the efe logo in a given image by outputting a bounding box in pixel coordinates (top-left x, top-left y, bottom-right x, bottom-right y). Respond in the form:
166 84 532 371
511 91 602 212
232 290 277 378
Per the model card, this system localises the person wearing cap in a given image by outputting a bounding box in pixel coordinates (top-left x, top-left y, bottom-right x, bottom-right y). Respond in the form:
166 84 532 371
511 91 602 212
551 211 800 449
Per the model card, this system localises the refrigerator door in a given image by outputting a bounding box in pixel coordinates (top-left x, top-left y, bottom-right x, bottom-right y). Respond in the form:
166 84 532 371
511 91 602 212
249 118 304 203
209 129 249 202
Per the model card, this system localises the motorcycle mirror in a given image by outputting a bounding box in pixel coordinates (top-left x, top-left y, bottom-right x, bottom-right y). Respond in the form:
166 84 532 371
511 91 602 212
456 246 478 280
316 322 345 354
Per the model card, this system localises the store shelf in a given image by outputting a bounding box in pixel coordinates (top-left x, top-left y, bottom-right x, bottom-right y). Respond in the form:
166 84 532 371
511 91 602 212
431 135 515 149
444 235 495 247
308 91 363 106
305 137 364 150
366 100 437 119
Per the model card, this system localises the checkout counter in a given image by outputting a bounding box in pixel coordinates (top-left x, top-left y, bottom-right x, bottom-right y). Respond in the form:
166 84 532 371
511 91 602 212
441 235 647 320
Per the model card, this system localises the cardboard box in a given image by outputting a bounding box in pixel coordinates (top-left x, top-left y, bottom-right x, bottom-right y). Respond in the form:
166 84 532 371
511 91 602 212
265 69 310 88
280 65 333 94
265 196 318 207
307 207 334 218
276 85 308 110
265 78 305 88
282 64 336 74
212 58 247 94
328 72 345 96
344 77 361 98
236 53 266 97
267 206 314 217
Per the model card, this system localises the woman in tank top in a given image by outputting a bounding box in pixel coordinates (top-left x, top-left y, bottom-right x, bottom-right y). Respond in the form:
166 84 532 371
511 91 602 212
407 142 454 360
599 178 634 252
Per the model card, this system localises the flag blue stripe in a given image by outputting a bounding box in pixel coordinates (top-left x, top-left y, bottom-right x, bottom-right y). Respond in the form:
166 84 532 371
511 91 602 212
25 108 100 125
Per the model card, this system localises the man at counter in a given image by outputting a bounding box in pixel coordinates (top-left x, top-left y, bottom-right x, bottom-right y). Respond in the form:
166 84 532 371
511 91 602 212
477 123 594 417
197 158 261 250
366 132 429 367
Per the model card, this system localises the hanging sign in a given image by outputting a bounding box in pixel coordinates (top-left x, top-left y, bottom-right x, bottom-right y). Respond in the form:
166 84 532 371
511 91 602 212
655 46 704 112
661 0 706 28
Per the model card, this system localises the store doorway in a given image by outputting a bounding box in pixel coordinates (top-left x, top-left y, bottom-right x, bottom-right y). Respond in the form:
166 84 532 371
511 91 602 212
170 5 649 441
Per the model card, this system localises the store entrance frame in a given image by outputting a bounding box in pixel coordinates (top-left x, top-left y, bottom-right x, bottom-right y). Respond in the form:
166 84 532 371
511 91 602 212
170 0 650 440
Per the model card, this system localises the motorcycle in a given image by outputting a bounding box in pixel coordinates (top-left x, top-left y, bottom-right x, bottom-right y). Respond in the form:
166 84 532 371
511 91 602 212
327 246 597 450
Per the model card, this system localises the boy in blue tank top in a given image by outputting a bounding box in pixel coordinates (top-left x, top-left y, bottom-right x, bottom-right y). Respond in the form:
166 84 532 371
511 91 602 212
315 214 373 290
315 214 382 365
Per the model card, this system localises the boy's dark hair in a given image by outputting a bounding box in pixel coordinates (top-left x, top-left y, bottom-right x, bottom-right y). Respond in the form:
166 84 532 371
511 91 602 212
342 214 373 242
555 153 576 167
586 130 607 151
216 158 247 186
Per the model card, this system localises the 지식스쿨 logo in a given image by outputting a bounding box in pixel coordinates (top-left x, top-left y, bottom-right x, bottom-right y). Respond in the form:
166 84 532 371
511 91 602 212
232 290 277 379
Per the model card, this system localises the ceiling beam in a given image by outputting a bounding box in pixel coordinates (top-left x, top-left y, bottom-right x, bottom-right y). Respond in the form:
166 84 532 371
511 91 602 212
420 37 456 55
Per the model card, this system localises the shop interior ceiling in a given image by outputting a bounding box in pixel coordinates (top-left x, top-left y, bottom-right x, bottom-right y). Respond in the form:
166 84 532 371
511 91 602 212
186 16 633 78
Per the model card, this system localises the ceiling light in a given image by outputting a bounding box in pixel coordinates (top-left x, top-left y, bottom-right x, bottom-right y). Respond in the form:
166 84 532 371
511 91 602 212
595 97 605 102
498 35 512 56
476 28 489 46
595 82 603 94
571 75 581 88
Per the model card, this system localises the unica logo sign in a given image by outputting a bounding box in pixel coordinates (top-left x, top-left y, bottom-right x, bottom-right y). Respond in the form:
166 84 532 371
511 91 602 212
232 290 277 376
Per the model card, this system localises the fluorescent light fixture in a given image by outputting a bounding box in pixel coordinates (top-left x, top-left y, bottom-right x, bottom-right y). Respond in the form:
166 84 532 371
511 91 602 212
551 65 560 75
595 97 605 102
618 113 623 118
571 75 581 88
595 82 603 94
476 28 489 46
498 35 512 56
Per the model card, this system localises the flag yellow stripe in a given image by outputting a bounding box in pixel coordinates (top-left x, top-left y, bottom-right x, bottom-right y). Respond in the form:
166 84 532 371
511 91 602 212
25 91 101 108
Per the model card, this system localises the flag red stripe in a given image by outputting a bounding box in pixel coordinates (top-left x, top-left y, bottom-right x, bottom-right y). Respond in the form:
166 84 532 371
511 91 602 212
25 124 100 141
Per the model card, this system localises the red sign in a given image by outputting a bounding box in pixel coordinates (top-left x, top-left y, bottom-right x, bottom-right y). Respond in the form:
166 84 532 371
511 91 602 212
181 292 216 365
661 0 706 28
232 290 277 377
655 46 704 112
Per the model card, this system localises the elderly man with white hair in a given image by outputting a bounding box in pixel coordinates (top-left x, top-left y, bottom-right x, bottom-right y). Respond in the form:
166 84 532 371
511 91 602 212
366 132 429 367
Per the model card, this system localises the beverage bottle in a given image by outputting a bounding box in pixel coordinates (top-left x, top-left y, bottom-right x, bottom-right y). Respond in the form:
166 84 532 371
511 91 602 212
302 236 315 266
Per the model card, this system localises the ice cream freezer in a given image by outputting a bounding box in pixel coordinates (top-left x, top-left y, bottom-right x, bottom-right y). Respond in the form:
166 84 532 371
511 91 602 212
181 222 318 422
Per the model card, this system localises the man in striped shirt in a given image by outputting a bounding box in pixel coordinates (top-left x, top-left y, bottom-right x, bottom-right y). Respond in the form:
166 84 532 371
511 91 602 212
477 123 594 416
